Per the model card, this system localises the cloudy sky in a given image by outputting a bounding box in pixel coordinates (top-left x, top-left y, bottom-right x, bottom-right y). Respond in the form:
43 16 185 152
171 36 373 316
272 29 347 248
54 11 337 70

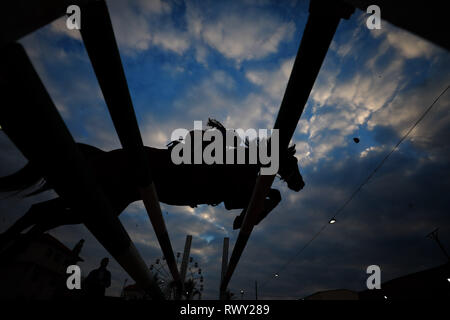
1 0 450 299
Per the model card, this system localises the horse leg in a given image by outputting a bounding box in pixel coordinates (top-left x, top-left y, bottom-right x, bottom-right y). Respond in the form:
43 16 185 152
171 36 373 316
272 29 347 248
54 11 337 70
233 188 281 229
254 188 281 226
227 199 248 230
26 207 82 235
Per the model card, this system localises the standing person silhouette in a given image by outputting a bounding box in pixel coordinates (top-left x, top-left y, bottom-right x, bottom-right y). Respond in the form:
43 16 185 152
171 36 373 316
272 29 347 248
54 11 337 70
84 257 111 298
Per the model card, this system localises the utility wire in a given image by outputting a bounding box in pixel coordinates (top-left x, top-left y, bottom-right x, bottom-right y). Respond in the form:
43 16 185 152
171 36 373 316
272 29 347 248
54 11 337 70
259 84 450 293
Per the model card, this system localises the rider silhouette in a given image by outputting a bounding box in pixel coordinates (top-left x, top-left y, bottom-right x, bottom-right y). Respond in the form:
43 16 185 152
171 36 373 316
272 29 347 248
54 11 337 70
84 257 111 298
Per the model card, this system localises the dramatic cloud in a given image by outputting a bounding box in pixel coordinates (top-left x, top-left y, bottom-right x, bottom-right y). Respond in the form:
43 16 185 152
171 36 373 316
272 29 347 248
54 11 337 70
185 0 296 63
1 1 449 300
105 0 190 55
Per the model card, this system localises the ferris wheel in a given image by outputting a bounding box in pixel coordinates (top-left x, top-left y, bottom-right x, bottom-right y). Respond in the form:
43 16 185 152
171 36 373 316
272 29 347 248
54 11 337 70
149 236 204 300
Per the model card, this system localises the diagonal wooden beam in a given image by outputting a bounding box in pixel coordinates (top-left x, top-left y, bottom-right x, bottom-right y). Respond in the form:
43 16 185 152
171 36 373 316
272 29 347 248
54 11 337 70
0 0 93 47
79 0 182 288
343 0 449 52
179 235 193 285
219 237 230 299
221 0 354 293
0 43 164 299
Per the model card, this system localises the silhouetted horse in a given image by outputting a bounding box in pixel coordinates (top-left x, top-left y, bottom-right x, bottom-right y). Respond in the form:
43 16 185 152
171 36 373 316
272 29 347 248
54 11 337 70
0 119 304 246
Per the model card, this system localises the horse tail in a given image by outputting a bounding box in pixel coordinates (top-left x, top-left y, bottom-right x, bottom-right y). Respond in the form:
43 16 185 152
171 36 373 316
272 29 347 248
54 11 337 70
0 143 105 197
0 161 44 196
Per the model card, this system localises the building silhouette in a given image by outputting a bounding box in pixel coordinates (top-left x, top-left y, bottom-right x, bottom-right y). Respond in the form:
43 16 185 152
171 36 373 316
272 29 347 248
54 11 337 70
0 233 84 299
304 263 450 300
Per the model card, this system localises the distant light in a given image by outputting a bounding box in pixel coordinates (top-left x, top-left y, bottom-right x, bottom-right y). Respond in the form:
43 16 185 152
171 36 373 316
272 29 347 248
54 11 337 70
447 278 450 282
274 273 279 278
329 218 337 224
384 296 388 300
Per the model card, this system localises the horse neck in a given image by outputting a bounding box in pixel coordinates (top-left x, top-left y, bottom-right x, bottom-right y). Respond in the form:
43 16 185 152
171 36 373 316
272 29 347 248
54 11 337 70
144 146 171 169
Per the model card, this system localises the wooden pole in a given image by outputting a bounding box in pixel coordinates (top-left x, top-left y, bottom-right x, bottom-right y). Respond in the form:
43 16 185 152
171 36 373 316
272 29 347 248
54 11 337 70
179 235 193 284
342 0 449 51
79 0 181 287
0 0 93 47
220 0 354 293
219 237 229 300
0 43 164 299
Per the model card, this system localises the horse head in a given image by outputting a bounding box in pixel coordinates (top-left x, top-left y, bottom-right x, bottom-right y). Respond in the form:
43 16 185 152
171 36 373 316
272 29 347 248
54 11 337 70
278 144 304 192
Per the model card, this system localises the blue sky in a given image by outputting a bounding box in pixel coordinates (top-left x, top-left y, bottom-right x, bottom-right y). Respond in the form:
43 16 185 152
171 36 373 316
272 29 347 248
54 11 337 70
1 0 450 299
